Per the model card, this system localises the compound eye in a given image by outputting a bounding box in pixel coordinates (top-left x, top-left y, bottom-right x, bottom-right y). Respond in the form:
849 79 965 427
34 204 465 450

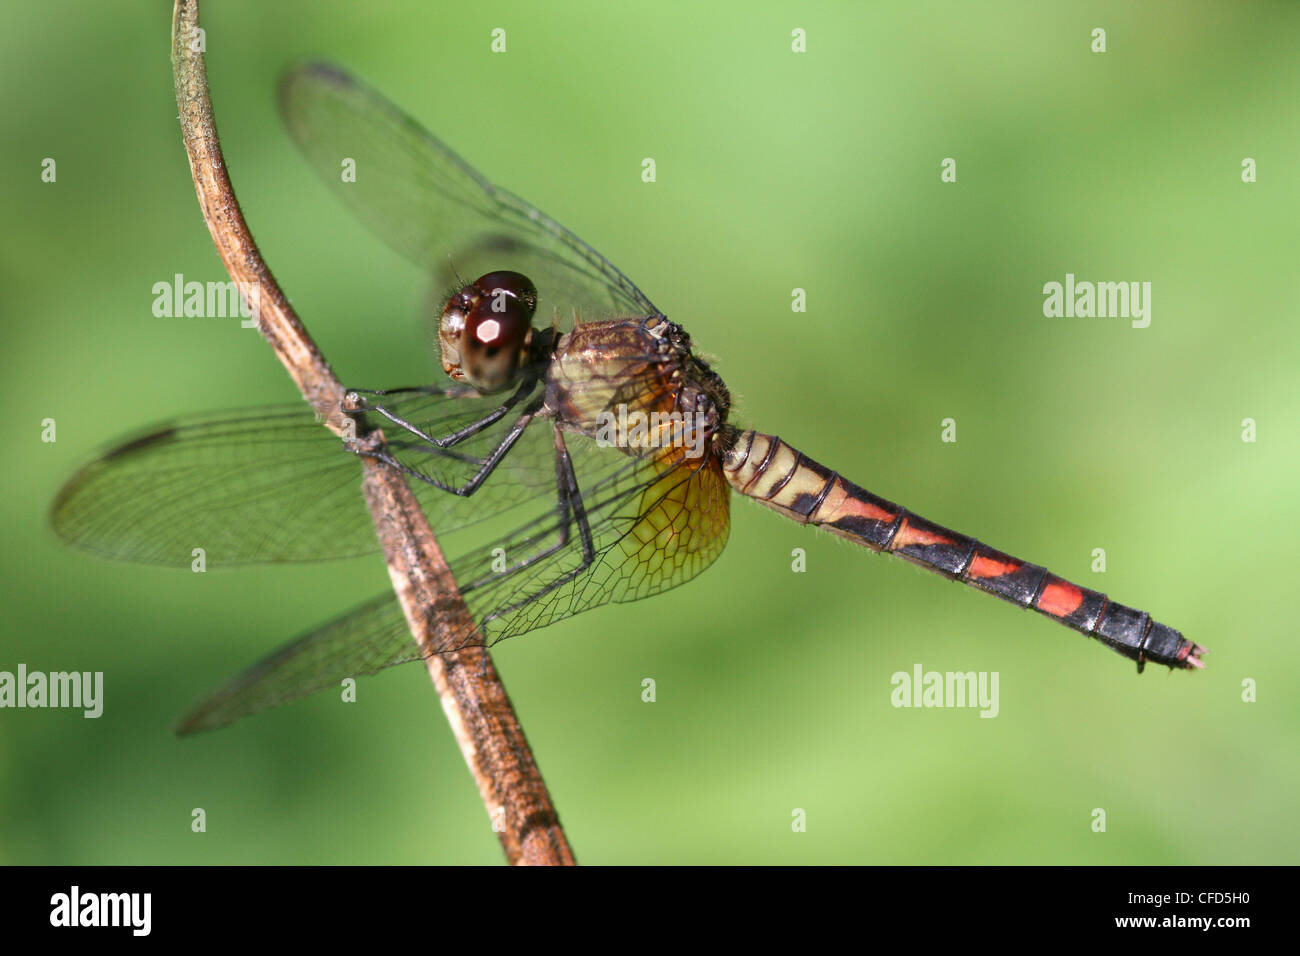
474 271 538 314
461 293 532 390
437 271 538 391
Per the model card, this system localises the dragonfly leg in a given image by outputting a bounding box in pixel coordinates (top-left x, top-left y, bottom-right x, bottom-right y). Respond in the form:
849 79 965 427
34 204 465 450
354 398 543 497
349 384 473 397
460 423 597 622
351 374 537 449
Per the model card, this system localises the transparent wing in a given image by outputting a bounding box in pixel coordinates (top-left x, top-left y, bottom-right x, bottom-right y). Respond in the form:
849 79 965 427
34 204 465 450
50 317 695 570
176 591 414 735
279 62 661 327
50 384 560 567
177 443 732 733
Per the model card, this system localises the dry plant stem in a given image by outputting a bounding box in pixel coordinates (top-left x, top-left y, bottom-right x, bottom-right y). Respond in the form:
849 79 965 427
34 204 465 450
170 0 575 866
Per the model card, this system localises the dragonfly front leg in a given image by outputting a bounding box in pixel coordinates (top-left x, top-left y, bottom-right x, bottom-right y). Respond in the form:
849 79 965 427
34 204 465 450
348 374 537 450
352 397 543 497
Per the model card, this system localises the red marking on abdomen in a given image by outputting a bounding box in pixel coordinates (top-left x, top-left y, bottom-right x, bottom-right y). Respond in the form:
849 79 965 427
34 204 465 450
1037 579 1084 617
836 488 896 524
891 518 951 549
967 554 1021 579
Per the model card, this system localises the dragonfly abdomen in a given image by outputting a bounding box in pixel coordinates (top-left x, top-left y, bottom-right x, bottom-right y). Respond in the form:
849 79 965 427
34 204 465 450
722 429 1203 671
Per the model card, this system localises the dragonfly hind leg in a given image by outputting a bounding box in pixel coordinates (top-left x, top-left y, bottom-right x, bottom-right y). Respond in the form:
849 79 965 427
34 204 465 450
460 422 598 629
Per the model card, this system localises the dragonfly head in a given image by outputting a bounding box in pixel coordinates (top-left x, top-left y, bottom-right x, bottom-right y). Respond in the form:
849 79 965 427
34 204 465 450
439 270 538 391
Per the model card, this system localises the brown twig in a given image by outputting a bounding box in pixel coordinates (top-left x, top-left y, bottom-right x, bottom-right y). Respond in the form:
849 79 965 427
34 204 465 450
170 0 575 866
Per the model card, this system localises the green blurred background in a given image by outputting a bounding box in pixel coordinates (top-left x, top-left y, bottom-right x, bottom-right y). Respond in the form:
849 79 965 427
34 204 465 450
3 1 1297 864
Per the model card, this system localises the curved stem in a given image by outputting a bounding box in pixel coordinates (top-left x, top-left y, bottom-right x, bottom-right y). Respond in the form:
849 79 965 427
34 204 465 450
170 0 574 866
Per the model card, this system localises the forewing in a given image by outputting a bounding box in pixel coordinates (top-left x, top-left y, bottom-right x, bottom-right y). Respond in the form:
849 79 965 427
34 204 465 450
52 405 373 566
51 386 555 567
279 63 660 327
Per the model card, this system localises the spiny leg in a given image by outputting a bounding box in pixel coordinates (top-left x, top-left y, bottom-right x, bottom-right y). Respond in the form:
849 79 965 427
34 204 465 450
464 423 598 628
350 374 537 450
355 397 543 497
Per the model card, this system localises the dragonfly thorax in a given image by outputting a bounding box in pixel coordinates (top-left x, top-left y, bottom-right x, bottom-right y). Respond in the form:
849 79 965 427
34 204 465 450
548 315 731 464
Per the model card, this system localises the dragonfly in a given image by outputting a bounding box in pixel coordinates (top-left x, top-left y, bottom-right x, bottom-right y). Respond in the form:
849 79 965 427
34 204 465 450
51 64 1204 734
